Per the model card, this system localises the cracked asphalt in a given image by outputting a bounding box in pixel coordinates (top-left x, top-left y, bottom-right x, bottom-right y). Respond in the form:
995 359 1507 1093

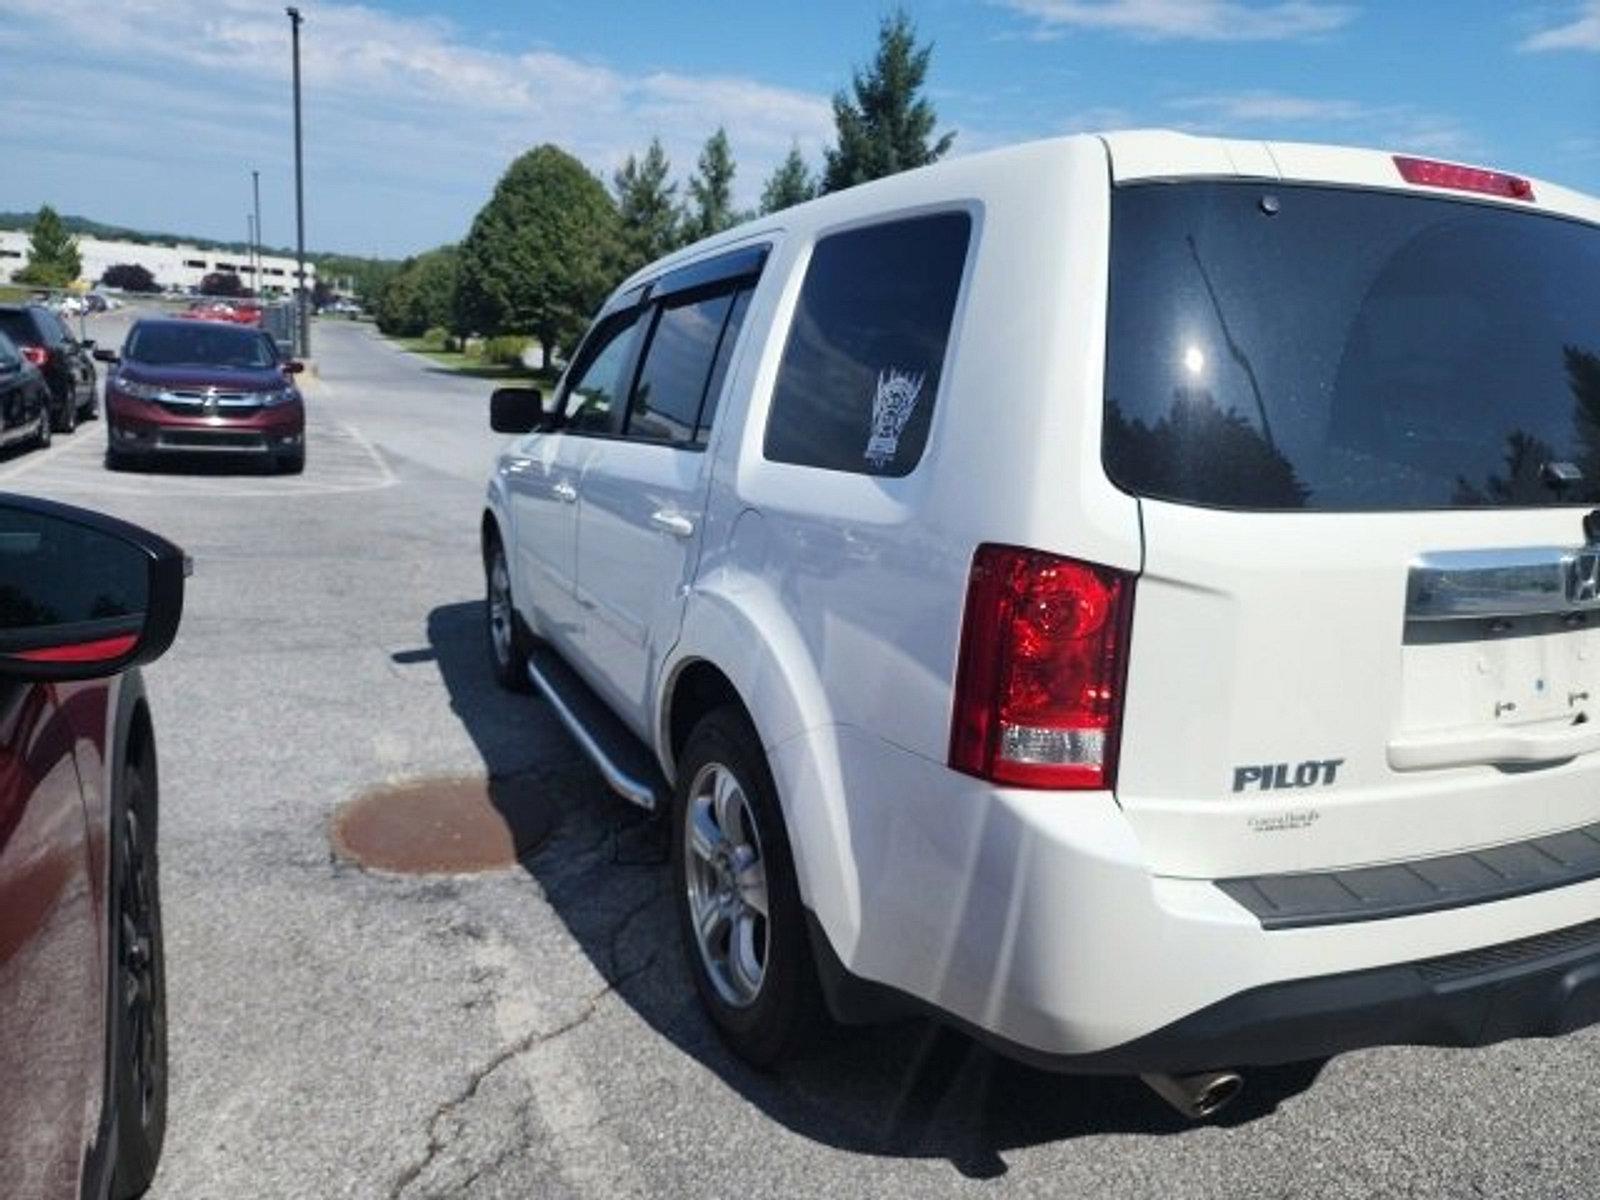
11 310 1600 1198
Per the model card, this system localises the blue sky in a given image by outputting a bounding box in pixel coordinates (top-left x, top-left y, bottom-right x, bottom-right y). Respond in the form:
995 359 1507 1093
3 1 1597 257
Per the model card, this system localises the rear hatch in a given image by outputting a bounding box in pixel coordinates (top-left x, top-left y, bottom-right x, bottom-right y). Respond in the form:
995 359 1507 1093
1103 157 1600 879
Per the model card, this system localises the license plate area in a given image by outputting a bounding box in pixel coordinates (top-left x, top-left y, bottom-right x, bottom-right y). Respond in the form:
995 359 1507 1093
1400 611 1599 733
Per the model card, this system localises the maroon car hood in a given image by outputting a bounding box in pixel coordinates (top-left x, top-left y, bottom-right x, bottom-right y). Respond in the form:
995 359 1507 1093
118 363 287 391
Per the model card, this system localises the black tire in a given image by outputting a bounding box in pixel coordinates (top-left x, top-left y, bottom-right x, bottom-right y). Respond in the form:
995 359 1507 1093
485 533 533 692
106 446 142 472
671 706 825 1067
31 403 52 450
277 450 305 475
52 389 77 435
109 748 167 1198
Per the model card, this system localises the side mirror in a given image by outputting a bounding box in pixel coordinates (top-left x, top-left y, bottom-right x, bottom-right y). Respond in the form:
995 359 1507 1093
93 348 119 364
283 360 305 375
0 495 188 683
490 387 550 434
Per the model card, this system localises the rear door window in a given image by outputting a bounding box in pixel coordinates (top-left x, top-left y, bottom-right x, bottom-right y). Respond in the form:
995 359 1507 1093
764 212 971 477
1105 183 1600 510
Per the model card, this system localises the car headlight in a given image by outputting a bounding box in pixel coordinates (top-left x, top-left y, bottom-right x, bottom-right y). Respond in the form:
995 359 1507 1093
115 377 168 400
261 386 299 407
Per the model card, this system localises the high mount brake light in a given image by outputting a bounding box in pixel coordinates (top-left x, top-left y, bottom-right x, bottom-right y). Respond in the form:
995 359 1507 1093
1394 155 1535 202
949 545 1136 790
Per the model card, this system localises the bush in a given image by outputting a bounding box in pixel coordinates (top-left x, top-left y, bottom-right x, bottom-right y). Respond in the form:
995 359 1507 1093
420 326 450 351
200 271 249 298
481 335 532 367
101 263 159 293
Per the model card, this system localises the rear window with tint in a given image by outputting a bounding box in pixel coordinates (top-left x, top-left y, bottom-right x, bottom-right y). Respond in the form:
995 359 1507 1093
765 212 971 477
1104 183 1600 510
0 312 37 347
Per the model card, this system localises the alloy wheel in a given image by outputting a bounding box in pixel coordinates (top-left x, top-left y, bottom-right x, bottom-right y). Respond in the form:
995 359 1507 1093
684 762 770 1008
488 551 514 668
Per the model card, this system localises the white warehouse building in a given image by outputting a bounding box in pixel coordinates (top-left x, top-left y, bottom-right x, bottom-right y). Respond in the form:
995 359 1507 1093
0 229 315 294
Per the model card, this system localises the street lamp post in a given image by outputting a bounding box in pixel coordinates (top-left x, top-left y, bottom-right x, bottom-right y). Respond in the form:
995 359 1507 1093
286 7 310 357
252 169 262 296
247 213 256 293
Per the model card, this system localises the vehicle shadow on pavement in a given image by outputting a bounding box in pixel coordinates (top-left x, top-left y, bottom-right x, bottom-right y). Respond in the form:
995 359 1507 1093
107 453 281 476
419 600 1325 1179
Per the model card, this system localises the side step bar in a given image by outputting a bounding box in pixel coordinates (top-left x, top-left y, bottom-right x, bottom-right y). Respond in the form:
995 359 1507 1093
526 646 670 811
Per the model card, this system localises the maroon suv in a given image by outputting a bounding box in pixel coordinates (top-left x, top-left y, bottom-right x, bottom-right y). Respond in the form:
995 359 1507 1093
97 319 306 474
0 492 186 1198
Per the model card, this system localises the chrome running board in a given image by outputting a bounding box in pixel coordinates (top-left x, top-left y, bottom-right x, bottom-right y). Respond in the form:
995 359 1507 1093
527 646 667 811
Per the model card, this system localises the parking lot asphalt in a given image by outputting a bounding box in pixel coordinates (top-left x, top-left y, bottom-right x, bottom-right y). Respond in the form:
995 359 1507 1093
11 310 1600 1199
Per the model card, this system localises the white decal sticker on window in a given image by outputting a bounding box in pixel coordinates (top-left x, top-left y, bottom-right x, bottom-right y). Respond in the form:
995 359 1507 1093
864 368 925 469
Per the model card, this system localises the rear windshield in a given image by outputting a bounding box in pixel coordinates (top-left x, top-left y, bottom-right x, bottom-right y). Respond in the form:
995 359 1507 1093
1104 182 1600 510
125 323 277 369
0 312 37 346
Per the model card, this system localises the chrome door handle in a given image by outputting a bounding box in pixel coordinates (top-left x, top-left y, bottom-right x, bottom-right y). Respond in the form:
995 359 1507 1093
552 480 578 503
650 510 695 538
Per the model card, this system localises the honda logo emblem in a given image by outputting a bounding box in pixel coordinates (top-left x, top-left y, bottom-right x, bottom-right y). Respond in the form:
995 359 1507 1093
1569 551 1600 604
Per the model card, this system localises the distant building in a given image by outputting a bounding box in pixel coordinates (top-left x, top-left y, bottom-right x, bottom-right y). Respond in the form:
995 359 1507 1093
0 229 316 294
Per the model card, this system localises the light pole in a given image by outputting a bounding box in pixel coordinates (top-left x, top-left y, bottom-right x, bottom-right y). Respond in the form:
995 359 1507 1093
247 213 255 293
287 6 309 356
252 169 262 295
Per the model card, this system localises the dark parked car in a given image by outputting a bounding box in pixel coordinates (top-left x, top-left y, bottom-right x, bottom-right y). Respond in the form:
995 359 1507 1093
0 331 53 453
0 493 187 1199
97 319 306 473
0 305 98 434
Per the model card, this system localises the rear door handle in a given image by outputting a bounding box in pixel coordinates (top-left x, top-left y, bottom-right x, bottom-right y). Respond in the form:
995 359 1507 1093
552 480 578 503
1389 719 1600 771
650 510 695 538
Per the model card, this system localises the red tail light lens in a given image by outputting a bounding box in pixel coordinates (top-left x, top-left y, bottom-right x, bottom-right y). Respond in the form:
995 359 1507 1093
1394 155 1534 202
19 345 47 367
949 545 1135 790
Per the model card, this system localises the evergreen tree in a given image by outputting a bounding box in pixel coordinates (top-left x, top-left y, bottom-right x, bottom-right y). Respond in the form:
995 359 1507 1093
455 145 621 368
684 128 737 242
614 138 680 270
822 9 954 194
16 205 82 287
760 145 817 214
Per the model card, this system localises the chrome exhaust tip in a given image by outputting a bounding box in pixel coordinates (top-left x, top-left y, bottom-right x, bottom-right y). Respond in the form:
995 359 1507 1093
1140 1070 1245 1120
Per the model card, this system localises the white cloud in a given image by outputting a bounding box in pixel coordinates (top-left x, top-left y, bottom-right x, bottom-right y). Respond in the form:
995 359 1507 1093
1170 92 1370 122
1520 1 1600 51
1168 92 1479 158
999 0 1357 42
1 0 833 254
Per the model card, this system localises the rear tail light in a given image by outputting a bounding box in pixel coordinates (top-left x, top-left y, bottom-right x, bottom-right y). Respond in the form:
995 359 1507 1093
1394 155 1534 202
19 345 47 367
949 545 1136 790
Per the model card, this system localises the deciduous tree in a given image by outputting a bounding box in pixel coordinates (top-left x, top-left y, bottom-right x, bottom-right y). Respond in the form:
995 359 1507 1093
100 263 158 293
456 145 621 367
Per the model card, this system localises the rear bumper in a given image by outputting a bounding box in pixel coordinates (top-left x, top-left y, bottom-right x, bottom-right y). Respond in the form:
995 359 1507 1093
774 725 1600 1072
813 913 1600 1075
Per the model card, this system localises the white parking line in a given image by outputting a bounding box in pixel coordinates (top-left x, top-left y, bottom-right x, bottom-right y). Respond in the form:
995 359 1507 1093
2 417 395 500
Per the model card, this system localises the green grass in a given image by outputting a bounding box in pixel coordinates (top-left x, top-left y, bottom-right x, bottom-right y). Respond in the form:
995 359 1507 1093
387 336 559 385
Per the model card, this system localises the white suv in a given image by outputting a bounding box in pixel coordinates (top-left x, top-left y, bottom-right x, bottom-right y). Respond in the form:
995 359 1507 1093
482 131 1600 1116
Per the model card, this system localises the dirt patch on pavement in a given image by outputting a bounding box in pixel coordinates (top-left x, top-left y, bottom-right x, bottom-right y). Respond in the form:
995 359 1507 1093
331 774 556 873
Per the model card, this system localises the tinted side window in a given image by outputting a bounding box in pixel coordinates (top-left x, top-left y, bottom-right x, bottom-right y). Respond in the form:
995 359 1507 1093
626 290 735 443
765 212 971 477
696 289 753 446
0 333 18 369
562 312 644 435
